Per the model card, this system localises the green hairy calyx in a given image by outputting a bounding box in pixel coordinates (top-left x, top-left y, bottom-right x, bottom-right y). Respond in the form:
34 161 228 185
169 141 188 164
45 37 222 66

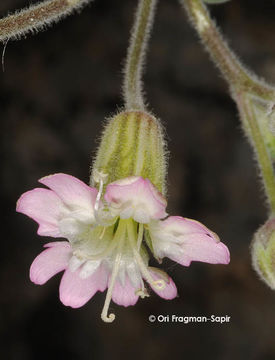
91 111 167 194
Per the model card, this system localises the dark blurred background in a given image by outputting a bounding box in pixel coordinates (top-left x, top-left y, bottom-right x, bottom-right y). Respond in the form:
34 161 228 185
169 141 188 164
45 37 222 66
1 0 275 359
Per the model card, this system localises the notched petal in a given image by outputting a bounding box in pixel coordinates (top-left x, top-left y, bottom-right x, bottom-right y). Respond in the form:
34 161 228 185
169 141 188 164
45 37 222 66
111 276 139 307
30 241 71 285
16 188 66 237
150 216 230 266
105 176 167 223
39 173 98 212
59 264 108 308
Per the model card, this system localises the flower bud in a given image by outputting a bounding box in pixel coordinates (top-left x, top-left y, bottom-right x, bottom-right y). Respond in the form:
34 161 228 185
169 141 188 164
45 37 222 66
251 218 275 289
91 111 167 194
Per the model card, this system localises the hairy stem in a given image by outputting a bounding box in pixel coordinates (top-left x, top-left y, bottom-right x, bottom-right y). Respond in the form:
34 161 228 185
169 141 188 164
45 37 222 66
181 0 275 101
0 0 92 42
123 0 158 110
181 0 275 213
236 93 275 213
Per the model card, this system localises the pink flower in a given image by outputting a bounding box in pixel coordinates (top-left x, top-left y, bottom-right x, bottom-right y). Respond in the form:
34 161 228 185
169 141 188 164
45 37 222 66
17 173 230 322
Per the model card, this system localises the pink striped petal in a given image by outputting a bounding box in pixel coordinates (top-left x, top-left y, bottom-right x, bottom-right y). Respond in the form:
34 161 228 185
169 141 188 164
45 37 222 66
111 277 139 307
160 216 215 235
44 242 71 249
149 268 178 300
105 176 167 223
155 216 230 266
171 233 230 266
16 188 66 237
39 173 98 212
30 242 71 285
59 264 108 308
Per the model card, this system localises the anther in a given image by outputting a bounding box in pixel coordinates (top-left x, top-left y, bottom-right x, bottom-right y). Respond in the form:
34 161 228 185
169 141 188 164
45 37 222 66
135 289 149 298
152 279 166 290
93 169 108 184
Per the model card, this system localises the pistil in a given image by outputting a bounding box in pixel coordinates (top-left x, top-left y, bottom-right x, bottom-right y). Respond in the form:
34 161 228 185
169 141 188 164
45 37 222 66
100 220 127 323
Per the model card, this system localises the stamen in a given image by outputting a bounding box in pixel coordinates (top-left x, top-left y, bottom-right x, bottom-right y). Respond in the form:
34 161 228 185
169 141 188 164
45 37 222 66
134 248 165 290
135 277 149 298
140 277 145 291
94 170 108 212
137 223 144 250
92 170 108 224
93 185 115 227
135 288 149 298
127 221 166 291
99 227 107 239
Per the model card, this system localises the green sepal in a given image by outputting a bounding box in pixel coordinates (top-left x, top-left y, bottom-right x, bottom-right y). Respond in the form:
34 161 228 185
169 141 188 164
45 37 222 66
91 111 167 194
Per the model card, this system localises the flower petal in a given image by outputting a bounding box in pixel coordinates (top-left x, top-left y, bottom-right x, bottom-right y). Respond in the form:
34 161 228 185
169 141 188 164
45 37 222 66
68 255 86 272
39 173 98 213
58 216 88 240
150 216 230 266
149 268 178 300
157 216 215 236
105 176 167 223
59 264 108 308
172 233 230 266
111 276 139 307
30 242 71 285
79 260 101 279
17 188 66 237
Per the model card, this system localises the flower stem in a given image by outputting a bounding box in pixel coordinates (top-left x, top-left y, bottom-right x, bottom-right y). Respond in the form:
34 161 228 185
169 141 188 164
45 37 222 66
181 0 275 213
0 0 92 42
123 0 158 110
236 92 275 214
181 0 275 100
